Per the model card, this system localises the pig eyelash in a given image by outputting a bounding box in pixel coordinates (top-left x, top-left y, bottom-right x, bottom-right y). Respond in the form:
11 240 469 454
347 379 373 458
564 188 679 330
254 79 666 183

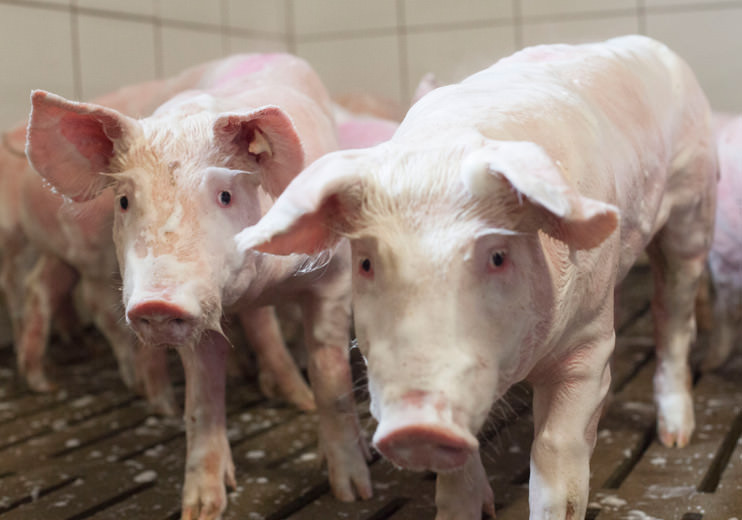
359 257 374 278
217 190 232 207
488 250 507 271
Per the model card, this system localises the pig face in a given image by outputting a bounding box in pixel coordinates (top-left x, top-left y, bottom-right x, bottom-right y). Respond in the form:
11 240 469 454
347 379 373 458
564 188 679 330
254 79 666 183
236 138 618 472
27 91 305 347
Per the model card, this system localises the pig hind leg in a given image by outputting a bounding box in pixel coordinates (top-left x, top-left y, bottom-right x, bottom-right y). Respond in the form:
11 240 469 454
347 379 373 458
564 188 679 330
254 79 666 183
0 234 31 349
300 292 372 502
238 305 315 411
702 283 741 371
18 254 78 392
646 183 715 447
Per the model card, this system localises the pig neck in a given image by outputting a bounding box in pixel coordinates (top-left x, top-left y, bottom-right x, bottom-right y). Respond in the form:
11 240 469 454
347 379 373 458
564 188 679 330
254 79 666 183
228 249 330 308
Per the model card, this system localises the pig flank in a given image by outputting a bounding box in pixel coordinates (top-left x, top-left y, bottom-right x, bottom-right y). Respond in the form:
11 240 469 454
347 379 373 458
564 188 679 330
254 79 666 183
237 36 717 520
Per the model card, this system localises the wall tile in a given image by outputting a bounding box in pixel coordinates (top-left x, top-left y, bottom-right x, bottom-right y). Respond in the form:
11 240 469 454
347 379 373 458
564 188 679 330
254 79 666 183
229 35 289 55
406 26 516 97
520 0 638 18
77 0 155 17
158 0 222 26
644 0 712 7
227 0 287 35
404 0 513 27
293 0 397 36
0 4 75 128
296 35 403 104
25 0 69 5
77 14 157 100
646 7 742 111
522 15 639 46
161 26 226 78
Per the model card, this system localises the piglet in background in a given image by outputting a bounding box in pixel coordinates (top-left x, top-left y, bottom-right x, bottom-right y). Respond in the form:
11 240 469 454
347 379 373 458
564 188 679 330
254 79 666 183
26 53 372 520
236 36 717 519
701 114 742 370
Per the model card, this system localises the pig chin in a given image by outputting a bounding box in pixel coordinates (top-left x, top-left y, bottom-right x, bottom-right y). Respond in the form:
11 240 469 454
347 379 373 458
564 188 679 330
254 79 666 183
371 391 480 473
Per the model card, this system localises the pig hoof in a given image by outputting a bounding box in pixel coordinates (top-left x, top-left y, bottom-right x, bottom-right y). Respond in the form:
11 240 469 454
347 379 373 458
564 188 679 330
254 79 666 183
181 471 234 520
148 392 179 417
26 369 56 393
325 442 373 501
656 393 694 448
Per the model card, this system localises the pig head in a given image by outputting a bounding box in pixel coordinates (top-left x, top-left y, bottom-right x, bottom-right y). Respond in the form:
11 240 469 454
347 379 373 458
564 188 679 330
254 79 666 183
26 77 329 347
239 139 618 469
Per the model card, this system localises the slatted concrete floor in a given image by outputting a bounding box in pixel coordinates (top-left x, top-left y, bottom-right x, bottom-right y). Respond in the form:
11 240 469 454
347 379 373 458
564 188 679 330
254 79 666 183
0 264 741 520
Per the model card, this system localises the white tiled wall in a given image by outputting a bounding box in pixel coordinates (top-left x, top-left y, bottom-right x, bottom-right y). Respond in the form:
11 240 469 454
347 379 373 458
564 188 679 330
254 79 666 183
2 0 742 130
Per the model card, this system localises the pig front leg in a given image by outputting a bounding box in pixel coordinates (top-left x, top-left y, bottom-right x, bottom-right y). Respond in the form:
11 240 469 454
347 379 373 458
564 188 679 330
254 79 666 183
238 305 315 411
301 291 372 501
528 334 613 520
435 450 495 519
178 332 236 520
18 253 78 392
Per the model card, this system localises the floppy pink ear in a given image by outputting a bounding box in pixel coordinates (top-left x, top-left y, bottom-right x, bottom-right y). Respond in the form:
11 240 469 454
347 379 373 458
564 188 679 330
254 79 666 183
462 140 619 250
26 90 138 201
213 106 305 199
235 150 365 255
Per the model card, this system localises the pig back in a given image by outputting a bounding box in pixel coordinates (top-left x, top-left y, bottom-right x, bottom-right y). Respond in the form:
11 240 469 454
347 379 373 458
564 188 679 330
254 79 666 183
184 53 339 165
396 35 713 279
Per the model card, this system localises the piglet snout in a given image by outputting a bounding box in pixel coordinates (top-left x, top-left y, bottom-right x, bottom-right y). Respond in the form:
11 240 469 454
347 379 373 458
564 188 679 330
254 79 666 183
127 300 197 345
372 391 478 472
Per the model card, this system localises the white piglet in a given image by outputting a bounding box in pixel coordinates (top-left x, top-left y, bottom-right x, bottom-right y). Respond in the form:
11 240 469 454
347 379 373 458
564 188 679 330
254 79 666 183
236 36 717 519
26 54 371 520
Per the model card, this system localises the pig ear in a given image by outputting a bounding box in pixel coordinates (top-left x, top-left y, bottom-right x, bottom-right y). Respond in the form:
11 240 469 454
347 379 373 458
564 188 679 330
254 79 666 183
26 90 138 201
235 150 365 255
213 106 305 198
462 140 619 250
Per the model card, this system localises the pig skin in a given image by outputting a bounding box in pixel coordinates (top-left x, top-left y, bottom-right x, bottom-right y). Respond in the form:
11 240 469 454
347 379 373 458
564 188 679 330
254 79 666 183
236 36 717 520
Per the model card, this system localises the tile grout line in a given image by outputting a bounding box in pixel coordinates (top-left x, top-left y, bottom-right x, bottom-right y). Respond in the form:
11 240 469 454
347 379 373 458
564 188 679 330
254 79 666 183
285 0 296 55
69 0 83 100
152 0 163 79
513 0 523 50
397 0 409 104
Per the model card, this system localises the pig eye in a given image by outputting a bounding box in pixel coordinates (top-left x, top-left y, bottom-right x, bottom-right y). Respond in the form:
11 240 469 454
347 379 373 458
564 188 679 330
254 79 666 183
218 190 232 207
488 250 507 271
119 196 129 211
359 258 373 278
